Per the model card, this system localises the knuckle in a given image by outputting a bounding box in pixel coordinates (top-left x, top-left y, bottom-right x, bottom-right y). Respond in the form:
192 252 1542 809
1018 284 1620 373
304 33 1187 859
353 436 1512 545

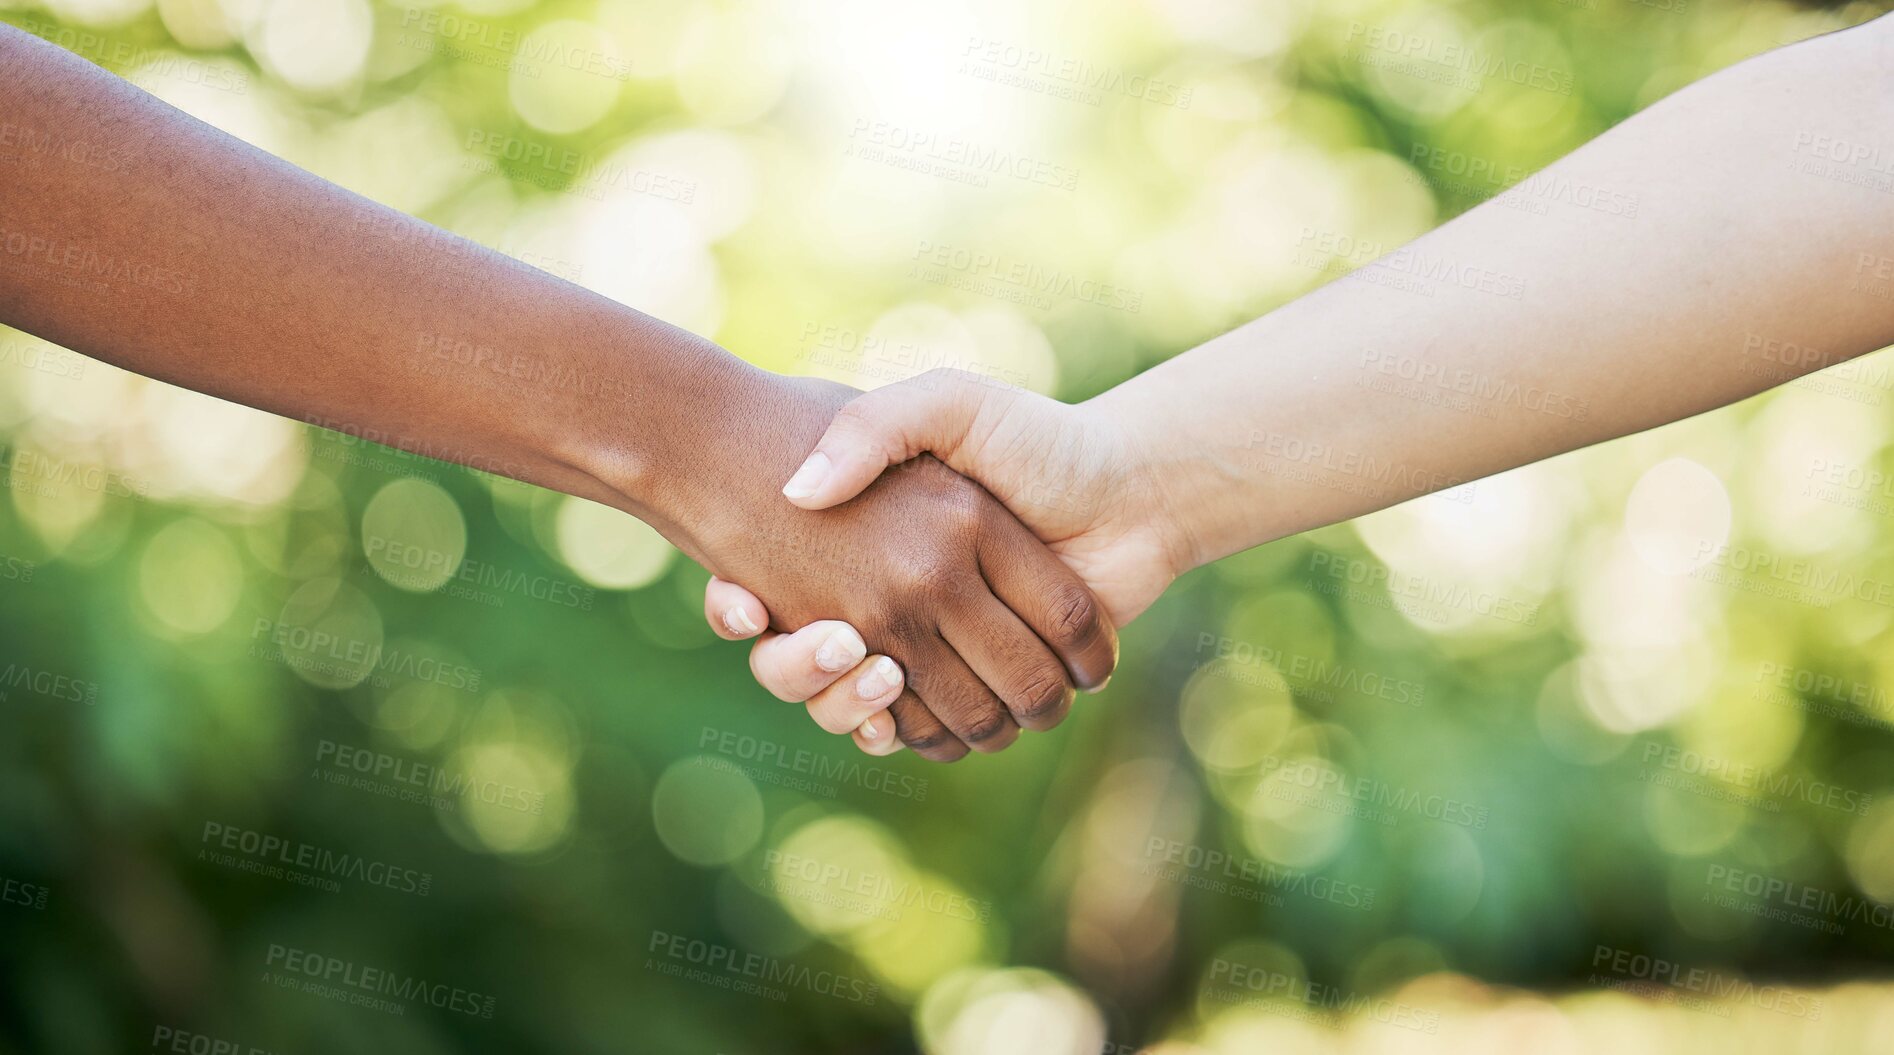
1045 584 1103 651
810 704 857 736
955 705 1015 748
903 729 967 761
874 606 930 647
1008 666 1073 726
911 465 983 524
890 687 980 760
914 366 976 398
935 491 984 539
892 555 961 599
748 651 806 704
829 401 887 448
917 365 1021 403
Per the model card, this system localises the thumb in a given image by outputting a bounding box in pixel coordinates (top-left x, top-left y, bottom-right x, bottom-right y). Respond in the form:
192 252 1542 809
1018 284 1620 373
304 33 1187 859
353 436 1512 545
781 369 1001 510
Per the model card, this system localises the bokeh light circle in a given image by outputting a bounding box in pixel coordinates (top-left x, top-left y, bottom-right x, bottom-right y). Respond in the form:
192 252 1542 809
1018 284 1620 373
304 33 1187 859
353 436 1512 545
508 19 625 134
272 577 384 690
1624 457 1732 575
555 496 676 589
361 477 467 593
137 517 243 636
651 755 764 866
253 0 373 95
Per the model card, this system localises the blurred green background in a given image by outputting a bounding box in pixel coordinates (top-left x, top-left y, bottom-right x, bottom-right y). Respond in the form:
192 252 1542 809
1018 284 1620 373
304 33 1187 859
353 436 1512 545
4 0 1894 1051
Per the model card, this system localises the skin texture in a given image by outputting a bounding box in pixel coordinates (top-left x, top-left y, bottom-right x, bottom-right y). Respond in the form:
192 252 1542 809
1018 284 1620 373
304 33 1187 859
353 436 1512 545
0 24 1118 762
701 589 905 756
772 378 1180 627
667 378 1117 757
720 16 1894 742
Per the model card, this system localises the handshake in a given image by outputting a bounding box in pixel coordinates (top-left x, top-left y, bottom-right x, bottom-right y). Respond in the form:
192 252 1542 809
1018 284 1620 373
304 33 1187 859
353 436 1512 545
11 15 1882 769
662 367 1189 764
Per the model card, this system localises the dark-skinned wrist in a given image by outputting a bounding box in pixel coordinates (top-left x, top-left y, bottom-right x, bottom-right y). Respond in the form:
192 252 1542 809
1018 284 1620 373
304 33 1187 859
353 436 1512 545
550 328 843 575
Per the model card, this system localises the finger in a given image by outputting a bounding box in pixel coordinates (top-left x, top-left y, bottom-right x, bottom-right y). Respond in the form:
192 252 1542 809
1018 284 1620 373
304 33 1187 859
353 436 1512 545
979 513 1118 691
851 715 904 756
803 651 905 731
748 621 867 703
781 368 1011 510
942 593 1074 733
704 576 769 640
804 654 904 735
905 635 1021 755
885 688 968 763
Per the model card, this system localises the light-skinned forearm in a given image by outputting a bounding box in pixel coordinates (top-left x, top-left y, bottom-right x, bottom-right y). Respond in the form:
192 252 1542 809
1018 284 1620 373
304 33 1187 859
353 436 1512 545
1096 17 1894 572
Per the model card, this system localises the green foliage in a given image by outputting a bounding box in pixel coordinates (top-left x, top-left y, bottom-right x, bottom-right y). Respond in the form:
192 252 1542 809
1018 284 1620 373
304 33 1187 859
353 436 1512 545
3 0 1893 1052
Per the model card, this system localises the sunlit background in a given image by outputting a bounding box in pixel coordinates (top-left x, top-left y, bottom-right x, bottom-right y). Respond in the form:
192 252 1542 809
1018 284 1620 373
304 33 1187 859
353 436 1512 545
4 0 1894 1051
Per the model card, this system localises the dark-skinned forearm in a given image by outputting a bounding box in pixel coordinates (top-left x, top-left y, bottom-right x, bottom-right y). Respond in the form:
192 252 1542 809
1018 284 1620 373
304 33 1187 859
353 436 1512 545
0 24 756 552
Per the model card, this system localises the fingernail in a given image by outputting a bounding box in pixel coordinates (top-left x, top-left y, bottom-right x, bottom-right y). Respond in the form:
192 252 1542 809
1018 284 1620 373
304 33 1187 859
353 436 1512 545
860 714 885 741
782 452 832 499
814 625 865 672
855 656 900 700
723 606 759 636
